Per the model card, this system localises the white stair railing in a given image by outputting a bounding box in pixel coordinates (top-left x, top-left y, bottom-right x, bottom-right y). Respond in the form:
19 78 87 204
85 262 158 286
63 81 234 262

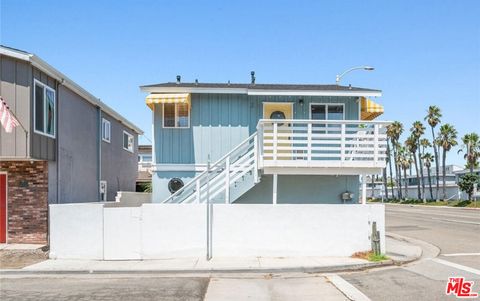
162 133 259 204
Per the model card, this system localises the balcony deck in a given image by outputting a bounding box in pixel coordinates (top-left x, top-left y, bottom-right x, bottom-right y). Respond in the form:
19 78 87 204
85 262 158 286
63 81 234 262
257 119 391 175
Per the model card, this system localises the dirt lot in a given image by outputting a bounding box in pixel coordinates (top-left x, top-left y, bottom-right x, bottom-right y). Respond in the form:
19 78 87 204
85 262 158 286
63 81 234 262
0 248 49 269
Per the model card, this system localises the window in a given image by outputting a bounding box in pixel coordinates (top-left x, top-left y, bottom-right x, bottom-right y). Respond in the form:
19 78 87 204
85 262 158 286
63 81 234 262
123 131 134 152
34 80 56 137
310 104 345 133
99 181 107 201
102 118 111 142
138 154 152 163
310 104 344 120
163 103 190 128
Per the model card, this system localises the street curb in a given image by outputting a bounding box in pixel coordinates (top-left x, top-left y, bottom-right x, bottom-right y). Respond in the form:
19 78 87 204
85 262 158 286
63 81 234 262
386 233 422 265
386 232 440 263
0 261 394 276
384 203 480 211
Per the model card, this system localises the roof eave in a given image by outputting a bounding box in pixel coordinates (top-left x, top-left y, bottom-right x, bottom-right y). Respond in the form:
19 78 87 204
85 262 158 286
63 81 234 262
1 46 143 135
140 86 382 97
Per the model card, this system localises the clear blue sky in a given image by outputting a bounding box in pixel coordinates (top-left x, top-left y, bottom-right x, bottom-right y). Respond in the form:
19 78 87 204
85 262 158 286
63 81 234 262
1 0 479 166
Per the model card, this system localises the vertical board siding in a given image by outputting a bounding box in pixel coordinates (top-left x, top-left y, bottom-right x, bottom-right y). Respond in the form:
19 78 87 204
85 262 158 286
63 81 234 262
154 94 359 165
0 56 31 158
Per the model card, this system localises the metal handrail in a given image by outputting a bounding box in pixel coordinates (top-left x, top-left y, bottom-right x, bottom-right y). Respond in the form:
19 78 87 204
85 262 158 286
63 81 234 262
162 132 258 203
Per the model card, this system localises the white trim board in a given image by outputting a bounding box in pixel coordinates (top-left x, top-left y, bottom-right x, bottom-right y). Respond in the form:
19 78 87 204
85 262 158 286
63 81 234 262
33 79 56 139
263 167 383 175
122 131 134 153
152 164 207 172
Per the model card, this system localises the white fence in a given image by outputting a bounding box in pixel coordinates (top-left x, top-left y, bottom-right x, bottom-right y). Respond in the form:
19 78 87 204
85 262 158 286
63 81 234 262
367 185 468 201
49 204 385 260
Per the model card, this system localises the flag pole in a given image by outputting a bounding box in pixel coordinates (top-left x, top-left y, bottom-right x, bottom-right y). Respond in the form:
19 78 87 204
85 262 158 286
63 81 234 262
1 97 29 157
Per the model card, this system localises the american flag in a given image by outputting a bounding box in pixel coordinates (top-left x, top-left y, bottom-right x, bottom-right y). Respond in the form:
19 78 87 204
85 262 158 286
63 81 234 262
0 96 20 133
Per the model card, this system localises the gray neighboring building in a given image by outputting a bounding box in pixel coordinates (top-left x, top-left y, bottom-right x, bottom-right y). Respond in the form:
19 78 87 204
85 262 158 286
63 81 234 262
0 45 143 244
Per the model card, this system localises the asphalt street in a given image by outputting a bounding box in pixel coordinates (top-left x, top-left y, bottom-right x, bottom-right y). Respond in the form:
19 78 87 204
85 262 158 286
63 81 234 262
342 204 480 301
1 204 478 300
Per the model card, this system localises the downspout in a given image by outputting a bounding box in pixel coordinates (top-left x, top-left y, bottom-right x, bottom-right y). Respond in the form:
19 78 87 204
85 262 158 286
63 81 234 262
97 106 102 201
56 80 63 204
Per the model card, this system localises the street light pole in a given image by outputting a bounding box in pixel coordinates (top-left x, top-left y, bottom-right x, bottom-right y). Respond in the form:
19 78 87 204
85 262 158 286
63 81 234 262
336 66 375 85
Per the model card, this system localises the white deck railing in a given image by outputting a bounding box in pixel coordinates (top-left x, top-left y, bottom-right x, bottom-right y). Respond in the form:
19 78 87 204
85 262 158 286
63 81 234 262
257 119 391 169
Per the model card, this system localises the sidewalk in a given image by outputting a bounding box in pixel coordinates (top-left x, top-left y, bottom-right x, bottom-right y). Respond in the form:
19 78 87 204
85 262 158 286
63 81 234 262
1 235 421 274
384 202 480 210
0 244 48 269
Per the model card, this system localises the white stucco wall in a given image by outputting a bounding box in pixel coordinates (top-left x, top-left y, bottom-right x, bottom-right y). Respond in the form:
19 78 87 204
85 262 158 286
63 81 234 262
49 203 385 260
49 203 104 259
103 207 142 260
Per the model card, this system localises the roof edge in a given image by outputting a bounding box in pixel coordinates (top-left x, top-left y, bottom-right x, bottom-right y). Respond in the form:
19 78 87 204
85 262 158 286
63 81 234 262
140 85 382 97
0 45 143 135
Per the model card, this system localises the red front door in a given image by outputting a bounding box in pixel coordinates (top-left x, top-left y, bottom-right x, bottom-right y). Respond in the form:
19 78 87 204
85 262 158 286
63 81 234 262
0 174 6 243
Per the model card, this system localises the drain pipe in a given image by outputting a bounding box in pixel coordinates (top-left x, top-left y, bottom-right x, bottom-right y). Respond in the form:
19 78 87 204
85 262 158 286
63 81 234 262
206 155 212 260
97 105 102 201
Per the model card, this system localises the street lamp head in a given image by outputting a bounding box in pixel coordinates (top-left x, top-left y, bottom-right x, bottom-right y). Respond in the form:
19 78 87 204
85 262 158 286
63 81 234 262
336 65 375 85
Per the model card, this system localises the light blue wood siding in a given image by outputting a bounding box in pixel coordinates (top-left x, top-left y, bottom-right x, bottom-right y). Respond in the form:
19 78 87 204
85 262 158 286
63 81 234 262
154 94 359 164
236 175 359 204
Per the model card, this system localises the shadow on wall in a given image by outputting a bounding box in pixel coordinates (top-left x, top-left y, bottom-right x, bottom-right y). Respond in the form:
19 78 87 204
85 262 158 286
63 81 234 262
236 175 359 204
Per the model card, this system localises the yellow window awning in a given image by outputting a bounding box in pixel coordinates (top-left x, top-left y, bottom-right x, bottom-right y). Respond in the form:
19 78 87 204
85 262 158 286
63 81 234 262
146 93 190 110
361 97 384 120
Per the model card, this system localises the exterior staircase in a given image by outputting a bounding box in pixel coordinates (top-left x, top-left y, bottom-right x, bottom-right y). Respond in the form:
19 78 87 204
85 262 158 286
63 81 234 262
161 119 390 204
162 133 260 204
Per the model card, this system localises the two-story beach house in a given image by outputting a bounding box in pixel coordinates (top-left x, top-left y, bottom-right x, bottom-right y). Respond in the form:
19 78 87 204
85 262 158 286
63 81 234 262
44 74 388 260
0 45 143 244
141 74 388 205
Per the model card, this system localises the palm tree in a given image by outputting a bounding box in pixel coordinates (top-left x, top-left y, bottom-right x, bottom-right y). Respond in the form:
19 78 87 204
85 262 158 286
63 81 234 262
422 152 434 200
436 124 458 200
405 135 421 200
387 122 404 199
398 147 411 199
386 137 394 199
411 121 426 201
458 133 480 173
382 166 389 201
425 106 442 200
420 138 431 152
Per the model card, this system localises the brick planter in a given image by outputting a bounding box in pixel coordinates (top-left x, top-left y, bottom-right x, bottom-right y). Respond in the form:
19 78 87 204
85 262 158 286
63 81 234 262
0 161 48 244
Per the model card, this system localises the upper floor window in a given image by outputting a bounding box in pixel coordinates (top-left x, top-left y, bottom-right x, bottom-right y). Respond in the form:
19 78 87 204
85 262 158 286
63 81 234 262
102 118 111 143
123 131 134 153
163 103 189 128
310 104 345 120
34 80 56 138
